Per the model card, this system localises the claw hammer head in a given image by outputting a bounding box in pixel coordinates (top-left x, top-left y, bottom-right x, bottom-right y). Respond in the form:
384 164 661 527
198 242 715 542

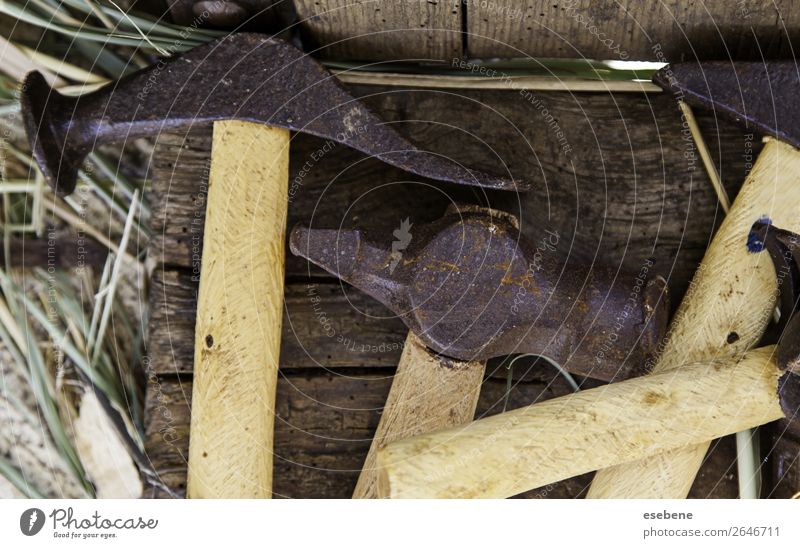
290 205 669 381
20 33 525 196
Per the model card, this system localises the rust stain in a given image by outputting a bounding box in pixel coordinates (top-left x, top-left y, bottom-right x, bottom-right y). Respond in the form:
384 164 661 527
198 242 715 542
425 259 460 272
642 390 666 405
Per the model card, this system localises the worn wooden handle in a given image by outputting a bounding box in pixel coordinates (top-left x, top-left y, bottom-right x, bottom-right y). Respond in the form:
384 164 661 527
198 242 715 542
588 138 800 498
353 332 485 498
187 121 290 498
375 346 783 499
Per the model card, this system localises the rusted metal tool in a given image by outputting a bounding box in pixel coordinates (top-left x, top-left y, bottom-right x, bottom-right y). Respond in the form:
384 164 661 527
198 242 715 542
291 204 669 497
291 205 668 375
374 221 800 499
20 33 519 499
585 61 800 498
653 63 800 149
21 33 520 197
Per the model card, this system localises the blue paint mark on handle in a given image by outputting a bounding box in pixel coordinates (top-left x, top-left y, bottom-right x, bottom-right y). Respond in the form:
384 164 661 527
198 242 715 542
747 216 773 253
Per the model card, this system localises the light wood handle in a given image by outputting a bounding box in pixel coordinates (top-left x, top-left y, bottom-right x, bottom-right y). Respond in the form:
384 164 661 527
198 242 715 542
353 332 485 498
588 138 800 498
376 346 783 499
187 121 290 498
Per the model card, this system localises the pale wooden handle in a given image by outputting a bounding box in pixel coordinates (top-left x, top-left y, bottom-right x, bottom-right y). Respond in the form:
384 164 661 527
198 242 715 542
588 138 800 498
353 332 485 498
376 346 783 499
187 121 289 498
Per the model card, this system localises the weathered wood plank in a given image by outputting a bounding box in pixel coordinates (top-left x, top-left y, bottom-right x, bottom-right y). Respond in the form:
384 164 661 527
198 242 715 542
148 125 212 272
293 0 462 60
763 420 800 499
688 437 738 499
142 371 745 498
466 0 800 61
148 269 407 374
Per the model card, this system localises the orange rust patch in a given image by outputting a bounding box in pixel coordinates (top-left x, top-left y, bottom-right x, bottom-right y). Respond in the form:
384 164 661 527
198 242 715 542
425 259 460 272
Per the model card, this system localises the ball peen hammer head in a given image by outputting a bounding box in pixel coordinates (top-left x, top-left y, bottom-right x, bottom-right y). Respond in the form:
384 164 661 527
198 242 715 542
290 206 670 381
20 33 524 197
652 61 800 147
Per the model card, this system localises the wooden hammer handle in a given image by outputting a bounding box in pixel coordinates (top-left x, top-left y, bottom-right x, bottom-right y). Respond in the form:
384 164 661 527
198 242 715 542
376 346 783 498
353 332 485 498
187 121 289 498
588 138 800 498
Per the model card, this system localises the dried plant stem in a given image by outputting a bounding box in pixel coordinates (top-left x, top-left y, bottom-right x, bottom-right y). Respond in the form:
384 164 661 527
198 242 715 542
333 70 661 93
89 189 138 365
679 100 731 212
17 44 107 84
0 457 46 498
85 256 112 355
43 199 140 267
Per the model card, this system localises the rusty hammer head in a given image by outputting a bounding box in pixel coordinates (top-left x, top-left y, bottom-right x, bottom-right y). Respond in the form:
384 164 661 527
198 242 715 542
21 33 524 197
290 205 669 382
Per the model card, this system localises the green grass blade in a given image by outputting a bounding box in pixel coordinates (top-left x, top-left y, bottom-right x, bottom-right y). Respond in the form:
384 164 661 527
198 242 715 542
11 293 92 494
0 457 46 498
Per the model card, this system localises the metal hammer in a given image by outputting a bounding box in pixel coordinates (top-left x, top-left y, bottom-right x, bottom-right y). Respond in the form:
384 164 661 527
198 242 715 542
586 62 800 498
374 221 800 498
290 205 669 497
20 33 520 498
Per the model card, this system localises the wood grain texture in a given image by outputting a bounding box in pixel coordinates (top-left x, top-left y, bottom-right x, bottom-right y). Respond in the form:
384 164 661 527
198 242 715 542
588 139 800 499
376 346 783 498
142 371 743 498
293 0 462 60
187 122 290 498
352 333 485 498
466 0 800 61
148 269 407 375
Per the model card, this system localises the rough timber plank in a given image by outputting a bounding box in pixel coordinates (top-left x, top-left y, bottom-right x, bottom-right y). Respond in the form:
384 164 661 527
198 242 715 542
148 269 407 375
293 0 462 60
142 371 745 498
466 0 800 61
